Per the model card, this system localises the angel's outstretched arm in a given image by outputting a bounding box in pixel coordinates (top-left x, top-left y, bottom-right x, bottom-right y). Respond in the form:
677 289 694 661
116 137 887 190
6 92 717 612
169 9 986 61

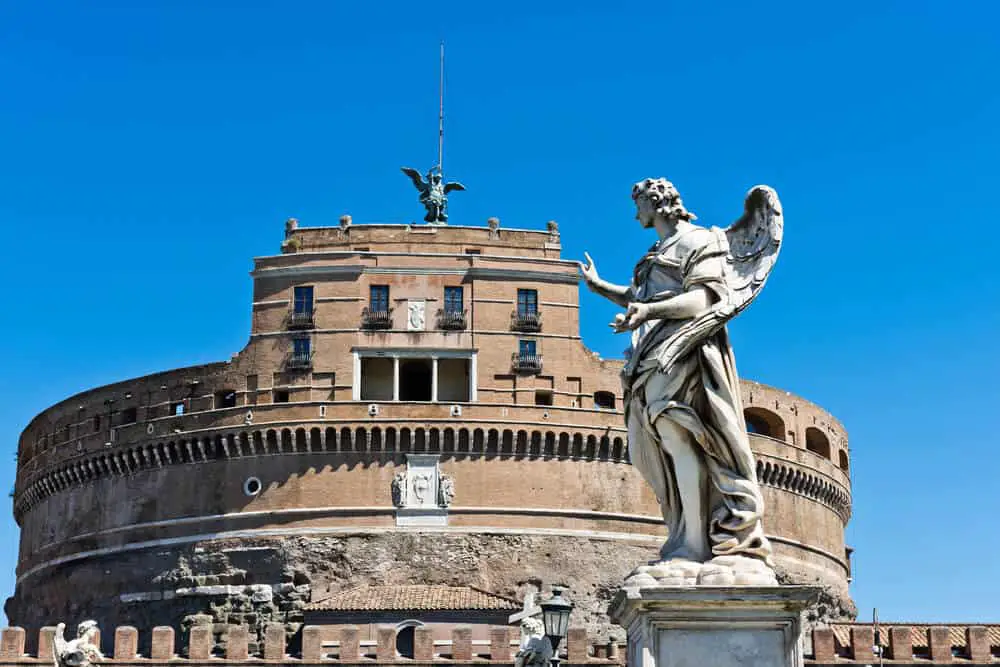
580 252 632 308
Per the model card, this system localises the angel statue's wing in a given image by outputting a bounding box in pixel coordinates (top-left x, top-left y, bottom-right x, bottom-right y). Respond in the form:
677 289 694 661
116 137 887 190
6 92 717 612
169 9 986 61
651 185 783 376
722 185 783 316
443 181 466 194
400 167 427 191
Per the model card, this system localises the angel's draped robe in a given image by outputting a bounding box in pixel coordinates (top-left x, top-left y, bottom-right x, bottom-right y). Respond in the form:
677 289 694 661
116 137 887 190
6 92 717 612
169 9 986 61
623 224 773 563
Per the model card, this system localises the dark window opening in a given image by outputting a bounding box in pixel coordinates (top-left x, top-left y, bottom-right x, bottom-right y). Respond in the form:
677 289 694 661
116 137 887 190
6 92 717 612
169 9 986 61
517 289 538 315
293 286 314 314
274 390 290 403
743 408 785 440
370 285 390 311
171 402 185 416
838 450 850 472
121 407 137 425
805 427 832 460
293 337 311 358
92 415 101 432
519 340 537 357
535 390 553 406
464 248 481 255
396 626 416 659
444 286 464 313
399 359 432 401
594 391 616 410
215 390 237 409
745 413 769 435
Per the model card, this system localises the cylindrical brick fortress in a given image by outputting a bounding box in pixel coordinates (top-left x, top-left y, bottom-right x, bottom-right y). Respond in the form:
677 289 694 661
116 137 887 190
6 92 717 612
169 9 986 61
8 221 853 642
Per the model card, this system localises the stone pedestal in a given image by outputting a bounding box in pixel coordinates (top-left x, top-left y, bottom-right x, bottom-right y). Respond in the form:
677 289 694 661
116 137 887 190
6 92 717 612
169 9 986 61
609 586 818 667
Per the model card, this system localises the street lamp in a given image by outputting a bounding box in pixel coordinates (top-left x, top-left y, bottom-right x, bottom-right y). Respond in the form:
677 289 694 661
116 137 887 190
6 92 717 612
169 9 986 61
540 587 573 666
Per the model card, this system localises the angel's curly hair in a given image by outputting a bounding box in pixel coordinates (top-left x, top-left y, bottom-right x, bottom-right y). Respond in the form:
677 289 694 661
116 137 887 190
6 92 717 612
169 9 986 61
631 178 697 225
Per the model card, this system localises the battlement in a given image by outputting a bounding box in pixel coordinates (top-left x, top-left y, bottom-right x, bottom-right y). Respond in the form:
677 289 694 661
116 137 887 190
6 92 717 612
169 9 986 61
0 625 622 664
278 220 563 258
809 624 1000 663
5 624 999 664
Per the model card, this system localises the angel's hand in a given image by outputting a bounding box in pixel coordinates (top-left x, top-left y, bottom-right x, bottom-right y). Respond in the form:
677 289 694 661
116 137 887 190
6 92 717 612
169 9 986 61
624 302 651 330
579 251 600 286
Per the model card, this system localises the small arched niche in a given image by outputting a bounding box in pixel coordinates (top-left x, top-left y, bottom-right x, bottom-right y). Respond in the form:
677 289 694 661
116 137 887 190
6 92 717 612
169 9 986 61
838 449 850 472
744 407 785 441
805 427 832 460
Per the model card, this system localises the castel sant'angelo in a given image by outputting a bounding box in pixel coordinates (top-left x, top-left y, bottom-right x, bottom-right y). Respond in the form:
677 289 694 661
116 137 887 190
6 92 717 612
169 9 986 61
8 175 856 648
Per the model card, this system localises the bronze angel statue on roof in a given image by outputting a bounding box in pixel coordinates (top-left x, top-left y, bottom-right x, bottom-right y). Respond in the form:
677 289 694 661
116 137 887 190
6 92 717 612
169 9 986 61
580 177 783 587
401 165 465 224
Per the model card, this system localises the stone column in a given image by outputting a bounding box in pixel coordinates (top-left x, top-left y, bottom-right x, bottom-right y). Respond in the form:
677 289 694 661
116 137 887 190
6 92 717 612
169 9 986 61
889 627 912 661
469 353 478 401
376 627 396 661
151 627 175 660
114 627 138 660
340 626 360 662
413 626 434 662
431 357 439 402
609 586 818 667
452 626 472 662
301 626 323 662
490 627 512 661
226 626 249 661
0 628 24 659
188 626 212 661
38 628 56 662
392 357 400 401
263 623 285 661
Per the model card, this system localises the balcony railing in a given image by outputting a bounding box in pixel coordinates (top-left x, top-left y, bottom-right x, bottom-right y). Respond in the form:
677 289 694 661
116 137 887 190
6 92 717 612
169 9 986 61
286 354 313 371
361 308 393 330
288 310 315 329
511 310 542 332
511 352 543 373
437 309 467 331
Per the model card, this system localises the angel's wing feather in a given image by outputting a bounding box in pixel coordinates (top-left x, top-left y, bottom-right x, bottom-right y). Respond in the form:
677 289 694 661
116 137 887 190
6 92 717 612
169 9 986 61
400 167 427 191
443 181 466 194
722 185 783 315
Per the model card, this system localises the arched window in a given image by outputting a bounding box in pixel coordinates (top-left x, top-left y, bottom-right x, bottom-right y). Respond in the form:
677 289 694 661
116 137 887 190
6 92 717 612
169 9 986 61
838 450 849 472
594 391 616 410
743 408 785 440
805 427 831 460
395 621 424 659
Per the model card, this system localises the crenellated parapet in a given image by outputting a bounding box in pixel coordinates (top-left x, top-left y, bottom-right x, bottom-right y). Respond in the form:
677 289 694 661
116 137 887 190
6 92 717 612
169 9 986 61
808 624 1000 663
0 624 624 664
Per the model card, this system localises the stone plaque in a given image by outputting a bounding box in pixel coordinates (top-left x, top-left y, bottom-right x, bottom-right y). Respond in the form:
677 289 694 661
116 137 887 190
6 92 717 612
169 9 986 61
407 300 426 331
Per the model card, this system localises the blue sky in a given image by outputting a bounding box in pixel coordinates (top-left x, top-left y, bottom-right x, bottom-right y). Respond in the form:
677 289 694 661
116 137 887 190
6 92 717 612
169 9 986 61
2 0 999 623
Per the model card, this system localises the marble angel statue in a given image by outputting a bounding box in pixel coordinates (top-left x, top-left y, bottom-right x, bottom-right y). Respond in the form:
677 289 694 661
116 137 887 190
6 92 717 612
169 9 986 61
581 177 783 586
53 621 103 667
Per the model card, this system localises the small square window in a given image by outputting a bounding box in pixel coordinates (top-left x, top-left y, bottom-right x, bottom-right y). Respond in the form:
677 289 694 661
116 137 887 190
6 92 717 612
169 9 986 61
594 391 616 410
171 402 185 416
293 337 311 358
215 390 237 409
274 390 290 403
535 390 553 406
121 407 137 425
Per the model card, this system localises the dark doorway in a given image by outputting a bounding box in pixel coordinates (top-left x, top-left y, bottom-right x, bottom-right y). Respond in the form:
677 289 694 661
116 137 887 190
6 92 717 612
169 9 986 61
396 626 415 658
400 359 432 401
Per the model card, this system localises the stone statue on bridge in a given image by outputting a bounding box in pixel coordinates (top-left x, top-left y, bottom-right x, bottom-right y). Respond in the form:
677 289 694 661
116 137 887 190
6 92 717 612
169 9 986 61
53 621 103 667
581 177 784 587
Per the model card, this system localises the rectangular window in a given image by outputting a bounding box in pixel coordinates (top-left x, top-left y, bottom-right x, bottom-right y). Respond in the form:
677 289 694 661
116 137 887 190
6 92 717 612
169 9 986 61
171 402 185 416
535 390 553 406
274 389 290 403
92 415 101 432
519 340 537 357
121 407 137 425
293 286 314 314
370 285 389 312
215 390 237 409
444 286 464 313
293 337 311 358
517 289 538 316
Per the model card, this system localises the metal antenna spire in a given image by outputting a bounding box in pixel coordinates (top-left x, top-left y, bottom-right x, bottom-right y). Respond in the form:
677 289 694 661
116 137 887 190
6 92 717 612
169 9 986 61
438 41 445 171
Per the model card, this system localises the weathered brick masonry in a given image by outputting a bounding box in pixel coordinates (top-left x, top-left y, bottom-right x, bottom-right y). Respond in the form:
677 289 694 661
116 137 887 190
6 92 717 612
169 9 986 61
8 219 854 641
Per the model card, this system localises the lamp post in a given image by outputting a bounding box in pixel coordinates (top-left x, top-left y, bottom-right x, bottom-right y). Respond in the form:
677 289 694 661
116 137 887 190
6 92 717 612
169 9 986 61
540 587 573 667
